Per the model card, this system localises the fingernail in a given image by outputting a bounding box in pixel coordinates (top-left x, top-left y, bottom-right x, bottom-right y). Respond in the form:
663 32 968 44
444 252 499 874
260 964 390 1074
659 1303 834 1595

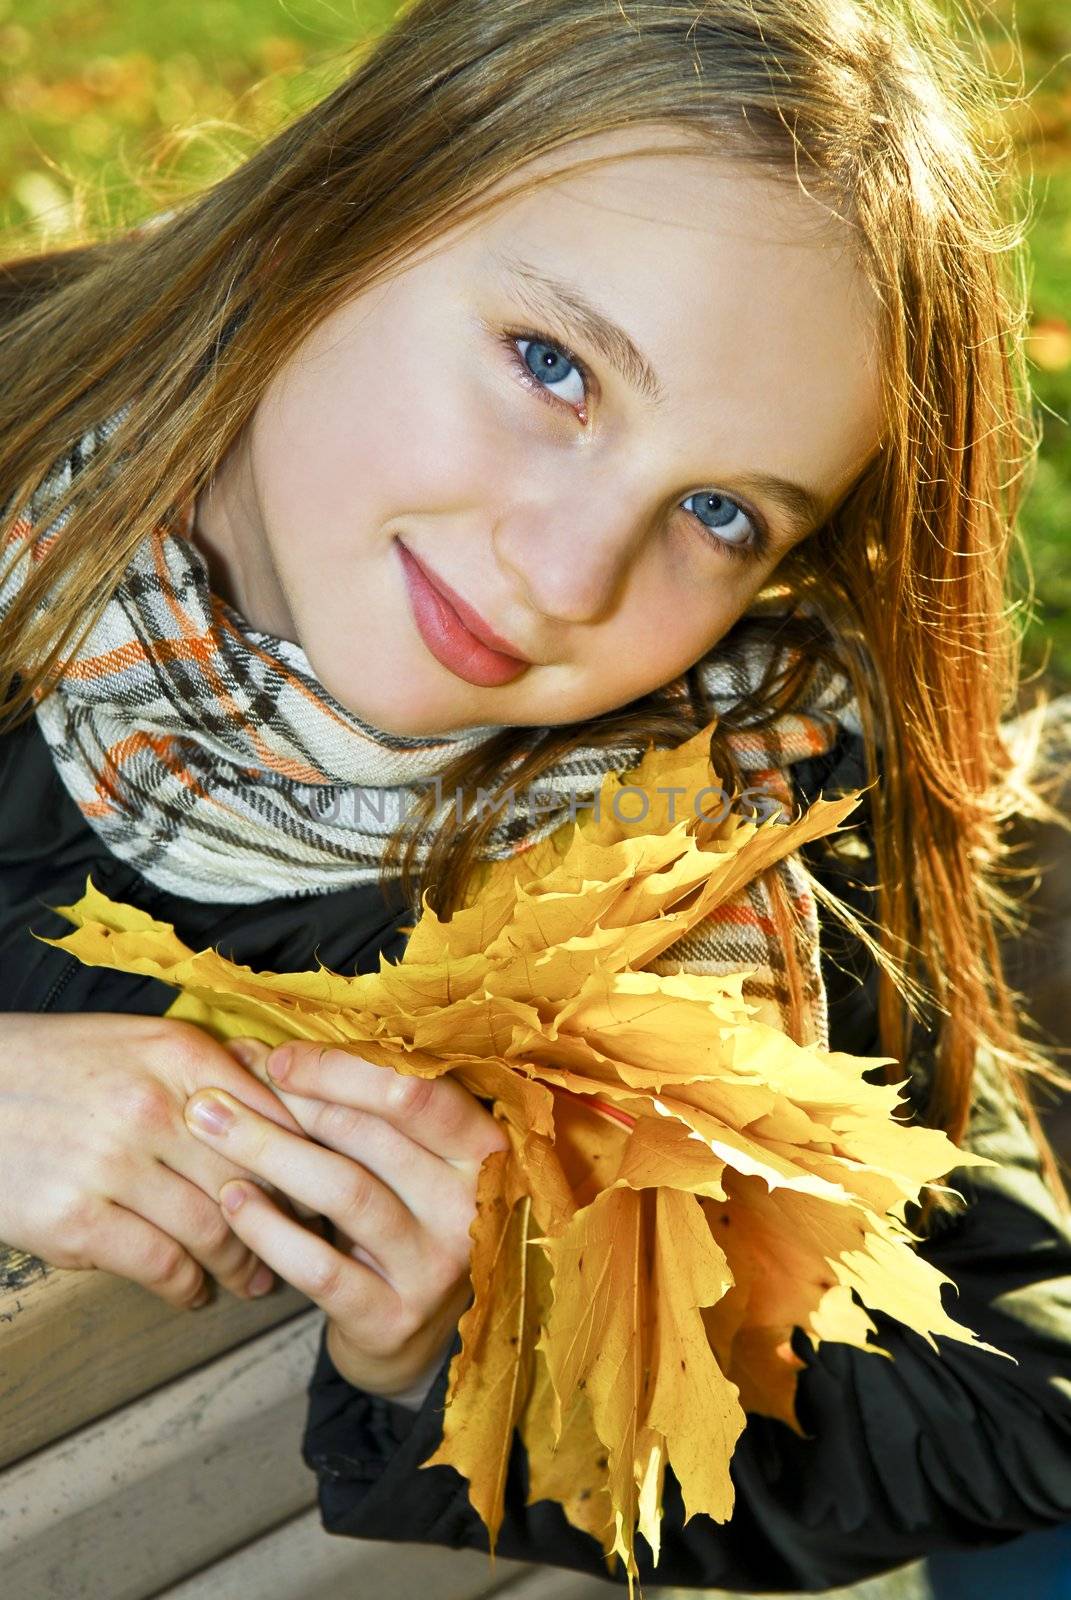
266 1046 292 1084
191 1285 212 1310
221 1183 247 1215
187 1093 234 1135
248 1265 274 1297
228 1038 265 1071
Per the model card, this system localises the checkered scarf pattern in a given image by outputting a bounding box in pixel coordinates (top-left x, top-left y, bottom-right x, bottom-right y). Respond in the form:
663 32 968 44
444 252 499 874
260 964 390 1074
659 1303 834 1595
2 410 865 1048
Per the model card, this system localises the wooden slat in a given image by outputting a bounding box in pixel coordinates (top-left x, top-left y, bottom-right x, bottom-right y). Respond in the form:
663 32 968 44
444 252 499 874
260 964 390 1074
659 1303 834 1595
0 1243 311 1469
480 1570 627 1599
152 1505 534 1600
653 1567 933 1600
149 1493 931 1600
0 1310 323 1599
0 1305 628 1600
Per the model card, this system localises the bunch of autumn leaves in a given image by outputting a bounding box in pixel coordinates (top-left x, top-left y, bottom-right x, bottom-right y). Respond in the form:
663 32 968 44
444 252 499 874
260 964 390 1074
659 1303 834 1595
42 724 1004 1599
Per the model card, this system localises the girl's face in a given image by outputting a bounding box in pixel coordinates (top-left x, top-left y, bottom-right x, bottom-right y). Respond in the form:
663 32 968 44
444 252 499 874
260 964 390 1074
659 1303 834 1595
196 126 884 735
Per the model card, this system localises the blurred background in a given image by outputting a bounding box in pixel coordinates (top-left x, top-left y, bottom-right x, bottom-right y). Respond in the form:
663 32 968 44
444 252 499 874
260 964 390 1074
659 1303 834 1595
0 0 1068 1106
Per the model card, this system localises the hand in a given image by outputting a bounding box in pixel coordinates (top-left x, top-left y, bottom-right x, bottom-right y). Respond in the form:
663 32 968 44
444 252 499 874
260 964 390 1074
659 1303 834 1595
0 1012 309 1309
183 1038 510 1406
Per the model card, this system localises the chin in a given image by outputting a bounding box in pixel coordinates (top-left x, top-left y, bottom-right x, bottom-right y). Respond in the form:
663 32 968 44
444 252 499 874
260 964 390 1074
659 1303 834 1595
317 675 479 738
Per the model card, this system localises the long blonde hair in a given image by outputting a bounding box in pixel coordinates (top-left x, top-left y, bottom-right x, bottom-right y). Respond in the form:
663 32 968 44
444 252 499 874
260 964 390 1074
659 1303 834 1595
2 0 1068 1227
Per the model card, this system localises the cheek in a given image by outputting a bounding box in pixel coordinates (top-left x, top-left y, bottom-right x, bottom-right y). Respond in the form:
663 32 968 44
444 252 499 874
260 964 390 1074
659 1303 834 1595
544 585 751 730
622 535 754 668
255 337 502 545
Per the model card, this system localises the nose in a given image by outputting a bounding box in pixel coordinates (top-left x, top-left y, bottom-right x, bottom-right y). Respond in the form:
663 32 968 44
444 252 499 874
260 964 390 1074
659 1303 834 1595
492 492 647 628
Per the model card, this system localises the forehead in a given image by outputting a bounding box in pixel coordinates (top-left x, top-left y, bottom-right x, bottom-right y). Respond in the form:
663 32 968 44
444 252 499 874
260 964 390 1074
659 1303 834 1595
454 126 886 491
469 121 873 289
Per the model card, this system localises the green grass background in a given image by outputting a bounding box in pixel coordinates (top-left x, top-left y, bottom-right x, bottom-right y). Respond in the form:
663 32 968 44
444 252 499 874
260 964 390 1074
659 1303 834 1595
2 0 1068 694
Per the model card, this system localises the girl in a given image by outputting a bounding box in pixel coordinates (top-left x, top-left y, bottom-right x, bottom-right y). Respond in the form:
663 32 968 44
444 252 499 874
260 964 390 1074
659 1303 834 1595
1 0 1069 1591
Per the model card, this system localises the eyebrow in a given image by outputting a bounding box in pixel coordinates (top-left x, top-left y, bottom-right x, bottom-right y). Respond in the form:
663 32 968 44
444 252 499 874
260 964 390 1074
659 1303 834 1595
723 471 829 545
489 249 830 546
492 248 666 406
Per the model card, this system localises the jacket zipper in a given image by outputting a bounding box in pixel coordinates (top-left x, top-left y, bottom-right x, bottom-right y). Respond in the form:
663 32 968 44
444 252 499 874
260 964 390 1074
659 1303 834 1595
35 956 78 1012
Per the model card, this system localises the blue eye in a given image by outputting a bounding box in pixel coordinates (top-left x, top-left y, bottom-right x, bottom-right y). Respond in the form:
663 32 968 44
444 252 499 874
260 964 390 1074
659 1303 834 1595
502 327 771 565
680 492 767 563
512 335 589 408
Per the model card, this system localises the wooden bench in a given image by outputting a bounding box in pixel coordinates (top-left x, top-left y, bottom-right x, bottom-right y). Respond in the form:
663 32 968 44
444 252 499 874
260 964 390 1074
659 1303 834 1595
0 1247 937 1599
0 1254 612 1598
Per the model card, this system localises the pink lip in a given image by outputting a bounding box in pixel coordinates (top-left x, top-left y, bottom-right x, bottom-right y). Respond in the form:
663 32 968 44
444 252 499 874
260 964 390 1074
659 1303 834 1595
396 540 531 688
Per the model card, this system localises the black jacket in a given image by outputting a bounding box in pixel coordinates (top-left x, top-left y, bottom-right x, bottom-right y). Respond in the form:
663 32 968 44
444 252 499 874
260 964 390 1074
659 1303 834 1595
3 705 1070 1593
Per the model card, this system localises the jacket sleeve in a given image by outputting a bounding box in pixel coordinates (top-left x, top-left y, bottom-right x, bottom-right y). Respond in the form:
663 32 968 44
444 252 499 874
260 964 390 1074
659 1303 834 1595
301 1033 1071 1592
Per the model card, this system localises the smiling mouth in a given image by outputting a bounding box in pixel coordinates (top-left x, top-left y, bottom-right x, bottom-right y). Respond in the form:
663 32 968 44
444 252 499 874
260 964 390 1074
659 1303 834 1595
404 544 532 659
395 539 533 688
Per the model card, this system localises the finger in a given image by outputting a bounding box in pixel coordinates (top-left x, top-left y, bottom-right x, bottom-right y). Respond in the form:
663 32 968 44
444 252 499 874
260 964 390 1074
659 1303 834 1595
184 1091 418 1276
220 1037 292 1102
178 1032 307 1139
295 1096 479 1248
215 1179 398 1342
164 1093 319 1228
131 1159 277 1301
255 1179 325 1227
77 1198 213 1311
216 1041 352 1217
265 1043 509 1169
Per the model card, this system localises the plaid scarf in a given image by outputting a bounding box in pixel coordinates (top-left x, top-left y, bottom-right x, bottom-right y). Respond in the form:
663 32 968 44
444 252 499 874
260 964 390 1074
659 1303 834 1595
2 412 865 1049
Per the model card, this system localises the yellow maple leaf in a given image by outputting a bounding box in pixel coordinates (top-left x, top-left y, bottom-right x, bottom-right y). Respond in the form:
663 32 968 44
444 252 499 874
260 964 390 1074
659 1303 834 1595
643 1187 744 1533
539 1184 652 1575
35 717 1007 1600
521 1241 617 1559
421 1148 540 1559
